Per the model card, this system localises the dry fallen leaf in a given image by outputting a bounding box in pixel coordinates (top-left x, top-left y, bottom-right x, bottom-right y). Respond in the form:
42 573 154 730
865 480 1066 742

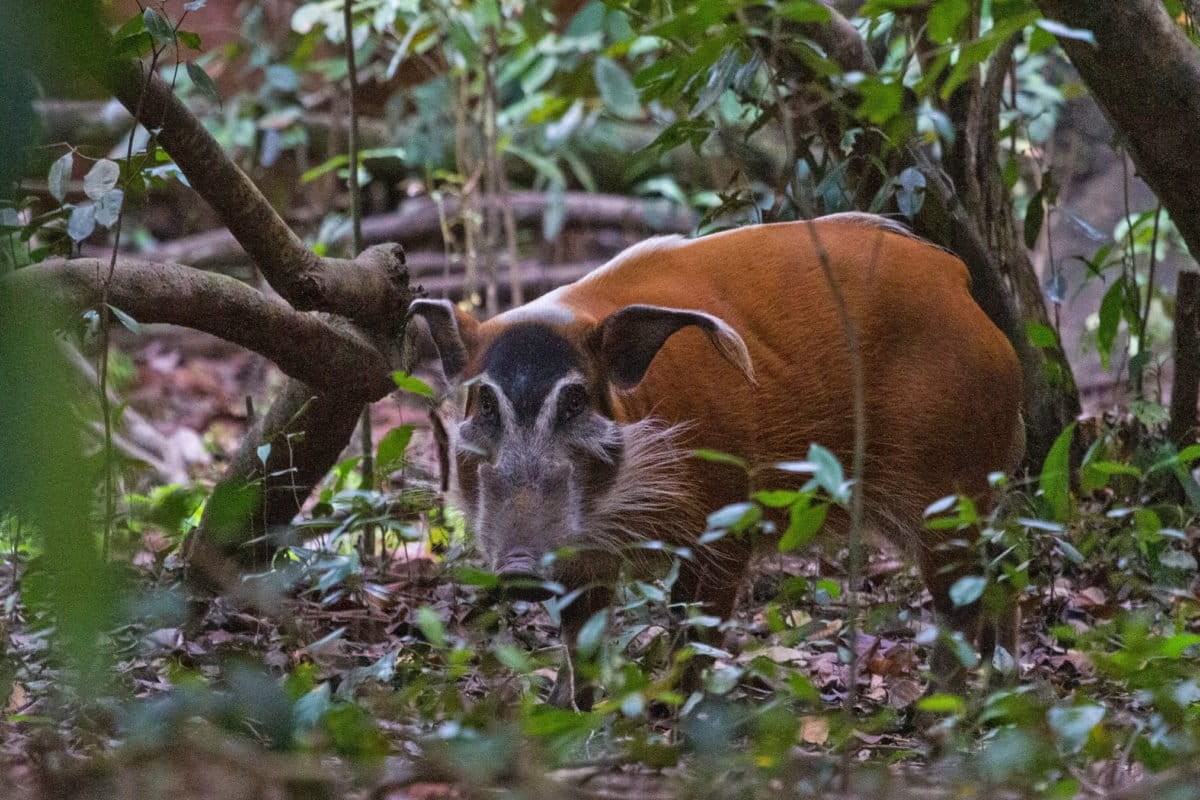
799 715 830 745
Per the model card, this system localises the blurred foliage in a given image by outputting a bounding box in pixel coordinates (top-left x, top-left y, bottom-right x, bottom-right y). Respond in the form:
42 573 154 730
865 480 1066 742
1 0 1200 797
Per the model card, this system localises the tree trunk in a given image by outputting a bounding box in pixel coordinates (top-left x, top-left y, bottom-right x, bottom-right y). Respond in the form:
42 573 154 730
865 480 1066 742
1169 272 1200 449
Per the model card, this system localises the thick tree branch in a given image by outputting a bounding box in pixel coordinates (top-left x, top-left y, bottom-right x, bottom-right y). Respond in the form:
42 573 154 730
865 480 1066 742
5 257 397 402
102 59 408 325
1035 0 1200 261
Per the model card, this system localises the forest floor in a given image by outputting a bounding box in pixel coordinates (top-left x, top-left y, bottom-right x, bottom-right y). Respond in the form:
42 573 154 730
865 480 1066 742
0 331 1195 800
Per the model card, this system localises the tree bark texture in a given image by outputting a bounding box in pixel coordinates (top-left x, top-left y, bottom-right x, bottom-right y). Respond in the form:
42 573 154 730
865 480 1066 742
9 258 399 402
185 381 367 584
1169 272 1200 449
103 60 409 327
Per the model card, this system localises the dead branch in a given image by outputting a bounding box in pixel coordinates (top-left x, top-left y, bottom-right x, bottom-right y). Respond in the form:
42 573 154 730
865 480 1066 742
6 257 397 402
102 60 408 326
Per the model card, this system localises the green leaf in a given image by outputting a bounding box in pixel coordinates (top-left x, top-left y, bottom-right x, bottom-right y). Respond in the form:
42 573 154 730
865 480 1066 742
918 693 966 714
67 204 96 242
807 443 846 502
777 1 831 23
293 683 332 730
778 502 828 552
594 57 641 119
177 30 202 50
392 371 434 398
113 31 154 59
1047 704 1105 754
94 189 124 228
927 0 970 43
187 62 222 105
143 8 176 44
1039 422 1076 522
376 425 415 472
415 606 445 648
106 304 141 334
83 159 119 201
1096 279 1124 369
576 609 608 659
1024 188 1045 248
894 166 925 219
1035 19 1097 46
690 45 739 118
48 153 73 203
707 501 760 533
693 449 748 470
924 495 958 517
1026 322 1057 349
949 575 986 607
753 489 800 508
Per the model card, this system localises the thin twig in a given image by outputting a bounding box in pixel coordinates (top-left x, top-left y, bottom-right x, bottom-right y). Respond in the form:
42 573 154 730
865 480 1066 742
344 0 376 558
803 220 872 792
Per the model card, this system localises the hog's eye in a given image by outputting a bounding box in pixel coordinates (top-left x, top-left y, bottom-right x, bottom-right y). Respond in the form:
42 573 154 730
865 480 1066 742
476 385 499 425
556 384 588 425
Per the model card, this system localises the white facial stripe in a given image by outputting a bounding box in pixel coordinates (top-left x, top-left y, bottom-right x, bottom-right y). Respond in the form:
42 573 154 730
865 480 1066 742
493 287 576 325
534 373 586 435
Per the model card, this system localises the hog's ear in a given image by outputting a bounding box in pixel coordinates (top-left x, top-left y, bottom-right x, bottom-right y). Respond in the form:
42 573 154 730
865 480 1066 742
406 299 479 381
592 303 756 390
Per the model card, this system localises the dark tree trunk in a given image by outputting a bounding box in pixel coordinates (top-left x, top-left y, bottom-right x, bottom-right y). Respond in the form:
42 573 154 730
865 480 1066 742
1169 272 1200 449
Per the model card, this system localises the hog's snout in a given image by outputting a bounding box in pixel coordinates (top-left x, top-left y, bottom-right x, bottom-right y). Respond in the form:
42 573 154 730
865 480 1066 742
495 550 556 601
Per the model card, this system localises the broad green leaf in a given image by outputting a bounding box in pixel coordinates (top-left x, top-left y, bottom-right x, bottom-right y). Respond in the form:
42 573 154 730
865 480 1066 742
67 204 96 242
594 57 641 119
392 371 434 398
94 189 124 228
143 8 176 44
1039 422 1076 521
779 502 828 552
376 424 415 471
177 30 201 50
187 62 222 105
707 501 760 533
49 153 73 203
949 575 986 607
576 609 608 658
1047 704 1105 754
690 45 739 118
415 606 445 648
895 166 925 219
293 683 332 729
807 443 846 501
918 693 966 714
1096 279 1123 368
1024 188 1045 248
777 1 831 23
927 0 969 43
1026 321 1057 349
